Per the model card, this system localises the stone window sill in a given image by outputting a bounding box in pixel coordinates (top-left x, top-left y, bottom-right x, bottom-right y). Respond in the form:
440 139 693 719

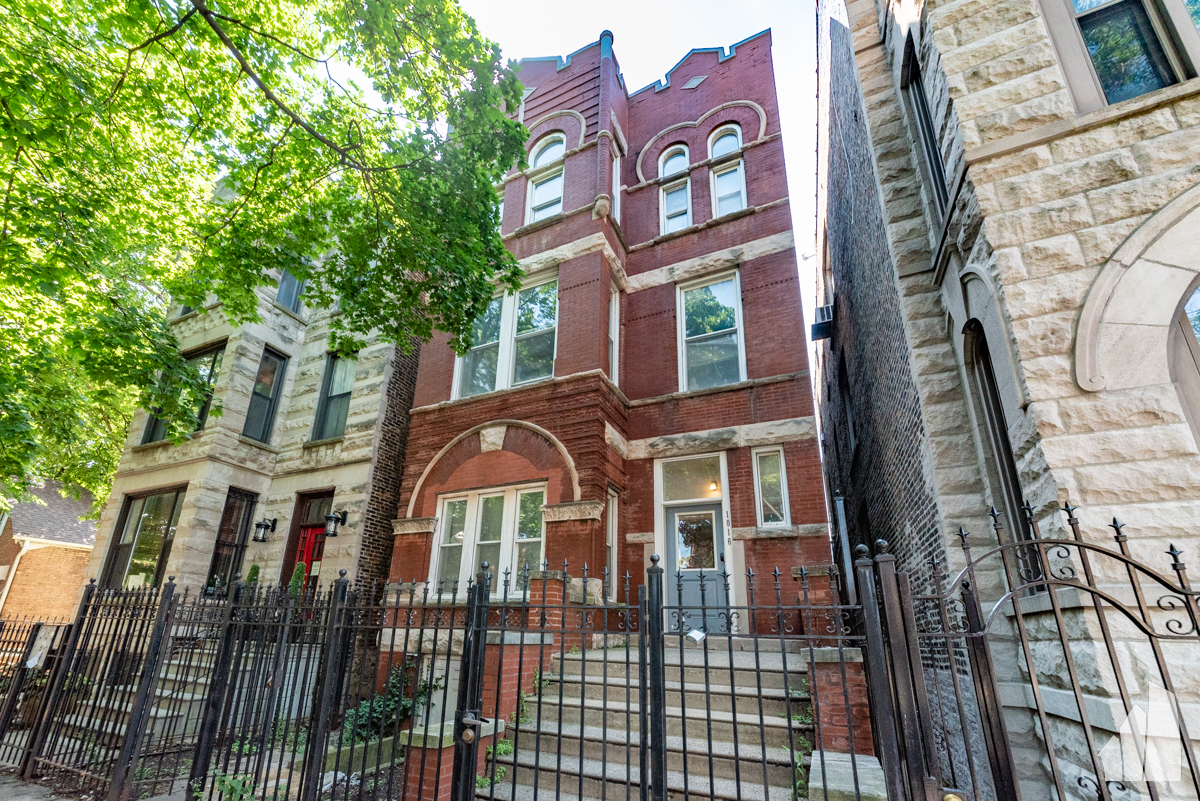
239 435 280 454
303 435 344 450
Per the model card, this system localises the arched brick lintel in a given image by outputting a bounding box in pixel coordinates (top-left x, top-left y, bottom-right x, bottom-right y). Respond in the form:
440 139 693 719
404 419 583 518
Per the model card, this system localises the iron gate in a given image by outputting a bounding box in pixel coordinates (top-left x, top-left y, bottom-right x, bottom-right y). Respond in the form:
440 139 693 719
868 504 1200 801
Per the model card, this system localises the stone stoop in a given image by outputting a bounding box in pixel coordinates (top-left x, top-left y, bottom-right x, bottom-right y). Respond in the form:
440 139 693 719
479 643 816 801
806 751 888 801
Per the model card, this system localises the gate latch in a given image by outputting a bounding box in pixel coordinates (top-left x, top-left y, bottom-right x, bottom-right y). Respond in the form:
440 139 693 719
460 714 485 743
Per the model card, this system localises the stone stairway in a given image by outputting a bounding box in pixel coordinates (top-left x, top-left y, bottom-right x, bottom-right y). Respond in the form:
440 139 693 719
480 640 814 801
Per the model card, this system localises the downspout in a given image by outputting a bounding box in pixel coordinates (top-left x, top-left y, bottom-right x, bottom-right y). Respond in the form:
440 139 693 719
0 535 31 616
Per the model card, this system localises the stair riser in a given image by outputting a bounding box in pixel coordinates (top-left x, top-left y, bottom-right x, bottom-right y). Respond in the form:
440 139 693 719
495 763 793 801
499 734 799 784
555 661 805 691
550 681 796 717
538 707 801 748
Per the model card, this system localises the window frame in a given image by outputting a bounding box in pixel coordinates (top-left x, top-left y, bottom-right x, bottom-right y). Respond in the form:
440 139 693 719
242 347 288 444
750 446 791 528
143 343 225 444
611 153 622 225
710 159 748 219
276 268 305 315
312 352 356 442
1042 0 1200 112
429 483 548 594
676 270 748 394
451 273 559 399
205 487 258 595
606 490 619 600
525 134 567 225
659 145 692 235
608 284 620 386
900 37 950 220
100 487 187 590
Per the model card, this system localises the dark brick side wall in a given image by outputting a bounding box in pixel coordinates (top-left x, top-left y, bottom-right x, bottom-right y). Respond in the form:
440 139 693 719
357 343 421 590
818 20 943 574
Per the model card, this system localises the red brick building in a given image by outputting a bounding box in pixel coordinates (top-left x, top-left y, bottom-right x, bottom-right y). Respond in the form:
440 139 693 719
387 30 827 612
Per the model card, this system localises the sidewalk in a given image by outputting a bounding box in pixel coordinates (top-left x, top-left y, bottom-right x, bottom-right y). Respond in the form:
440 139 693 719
0 774 58 801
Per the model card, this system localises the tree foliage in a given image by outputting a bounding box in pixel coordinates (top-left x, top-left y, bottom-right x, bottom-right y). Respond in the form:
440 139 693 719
0 0 526 510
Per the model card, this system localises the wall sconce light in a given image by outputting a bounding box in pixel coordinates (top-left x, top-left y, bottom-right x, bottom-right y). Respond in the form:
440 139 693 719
253 518 277 543
708 481 719 492
324 510 348 537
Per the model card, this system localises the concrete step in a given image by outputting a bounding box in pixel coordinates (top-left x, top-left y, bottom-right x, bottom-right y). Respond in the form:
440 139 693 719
505 720 804 785
554 650 809 691
543 672 806 717
486 749 796 801
519 694 808 749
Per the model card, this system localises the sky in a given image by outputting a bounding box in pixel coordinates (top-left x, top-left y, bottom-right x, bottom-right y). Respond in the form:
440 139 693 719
458 0 821 322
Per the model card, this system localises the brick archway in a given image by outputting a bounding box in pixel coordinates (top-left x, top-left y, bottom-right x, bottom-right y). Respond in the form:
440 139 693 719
404 420 582 519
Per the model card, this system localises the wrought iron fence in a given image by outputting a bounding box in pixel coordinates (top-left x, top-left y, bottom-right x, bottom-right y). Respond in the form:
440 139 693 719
0 558 885 801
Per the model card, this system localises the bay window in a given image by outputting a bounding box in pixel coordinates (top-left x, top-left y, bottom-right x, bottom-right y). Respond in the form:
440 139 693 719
433 485 547 592
678 272 746 392
144 345 224 444
455 276 558 398
242 348 287 443
313 354 356 441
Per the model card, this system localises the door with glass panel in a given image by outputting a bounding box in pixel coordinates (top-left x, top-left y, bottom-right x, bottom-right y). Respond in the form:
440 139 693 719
660 455 729 631
433 486 546 593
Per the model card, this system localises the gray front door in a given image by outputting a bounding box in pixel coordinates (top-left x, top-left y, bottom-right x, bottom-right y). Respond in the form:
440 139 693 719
665 503 728 632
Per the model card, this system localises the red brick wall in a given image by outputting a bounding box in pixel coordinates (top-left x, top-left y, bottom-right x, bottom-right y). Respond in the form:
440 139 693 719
2 545 89 620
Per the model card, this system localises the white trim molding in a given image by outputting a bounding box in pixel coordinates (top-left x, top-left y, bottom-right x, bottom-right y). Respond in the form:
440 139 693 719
1075 182 1200 391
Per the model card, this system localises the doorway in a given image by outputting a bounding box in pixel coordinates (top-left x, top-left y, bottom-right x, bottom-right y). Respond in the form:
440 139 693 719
664 502 728 631
282 492 333 591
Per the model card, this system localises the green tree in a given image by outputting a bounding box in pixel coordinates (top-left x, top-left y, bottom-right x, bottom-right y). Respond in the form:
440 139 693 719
0 0 526 511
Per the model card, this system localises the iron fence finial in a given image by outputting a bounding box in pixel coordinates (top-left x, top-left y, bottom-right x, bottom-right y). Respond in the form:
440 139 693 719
875 538 891 555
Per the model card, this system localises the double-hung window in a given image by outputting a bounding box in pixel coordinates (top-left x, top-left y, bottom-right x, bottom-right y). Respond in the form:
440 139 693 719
751 447 790 527
455 277 558 398
611 154 622 225
276 268 305 315
242 348 287 443
526 135 566 223
709 126 747 217
433 485 546 592
144 345 224 443
660 146 691 234
678 272 746 392
606 490 619 600
313 354 355 441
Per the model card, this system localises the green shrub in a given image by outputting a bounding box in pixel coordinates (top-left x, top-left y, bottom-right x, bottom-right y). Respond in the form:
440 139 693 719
245 565 260 585
288 562 307 597
338 664 441 745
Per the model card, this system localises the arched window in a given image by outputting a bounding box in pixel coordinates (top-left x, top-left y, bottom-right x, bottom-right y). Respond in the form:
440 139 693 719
1169 283 1200 446
708 125 746 217
659 145 691 234
526 134 566 223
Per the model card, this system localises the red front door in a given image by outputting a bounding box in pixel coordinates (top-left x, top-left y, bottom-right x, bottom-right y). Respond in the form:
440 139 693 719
296 524 326 592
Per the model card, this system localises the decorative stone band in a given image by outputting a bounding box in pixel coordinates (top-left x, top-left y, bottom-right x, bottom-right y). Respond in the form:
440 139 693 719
790 564 833 578
625 230 794 293
732 523 828 540
609 416 816 461
542 500 606 522
626 531 655 543
392 517 437 537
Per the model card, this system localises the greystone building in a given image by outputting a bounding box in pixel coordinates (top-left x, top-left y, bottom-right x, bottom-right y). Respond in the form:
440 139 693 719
815 0 1200 794
83 274 418 595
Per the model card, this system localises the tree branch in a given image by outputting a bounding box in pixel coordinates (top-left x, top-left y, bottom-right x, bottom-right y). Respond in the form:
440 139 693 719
190 0 363 164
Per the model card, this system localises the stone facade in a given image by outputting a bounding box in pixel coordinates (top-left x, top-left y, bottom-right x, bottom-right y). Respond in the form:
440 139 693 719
817 0 1200 793
85 284 418 592
817 0 1200 569
388 31 831 607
